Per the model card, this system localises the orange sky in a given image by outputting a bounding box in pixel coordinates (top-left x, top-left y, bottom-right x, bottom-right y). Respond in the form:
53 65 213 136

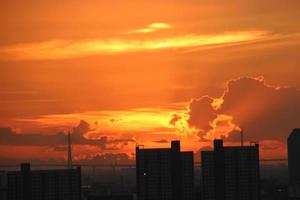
0 0 300 163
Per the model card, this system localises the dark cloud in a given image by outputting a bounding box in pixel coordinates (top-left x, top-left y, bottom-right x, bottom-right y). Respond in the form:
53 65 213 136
187 77 300 142
221 130 242 142
188 96 216 132
169 114 182 126
0 153 134 165
0 127 66 146
0 120 135 149
220 77 300 142
153 139 168 144
79 153 134 165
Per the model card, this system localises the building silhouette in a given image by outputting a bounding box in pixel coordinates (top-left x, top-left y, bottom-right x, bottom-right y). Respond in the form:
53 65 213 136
0 171 7 200
7 163 81 200
287 128 300 199
288 128 300 185
201 139 260 200
136 140 194 200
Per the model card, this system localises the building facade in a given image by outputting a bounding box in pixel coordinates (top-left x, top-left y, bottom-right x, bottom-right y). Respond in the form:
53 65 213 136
7 163 81 200
288 128 300 185
0 171 7 200
136 141 194 200
288 128 300 199
201 140 260 200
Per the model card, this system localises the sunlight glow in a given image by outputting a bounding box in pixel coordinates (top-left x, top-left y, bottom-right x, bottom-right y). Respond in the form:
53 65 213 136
204 114 240 140
0 31 269 60
15 108 187 134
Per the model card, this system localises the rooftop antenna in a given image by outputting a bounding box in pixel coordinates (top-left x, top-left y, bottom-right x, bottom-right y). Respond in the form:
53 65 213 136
241 128 244 147
67 130 73 169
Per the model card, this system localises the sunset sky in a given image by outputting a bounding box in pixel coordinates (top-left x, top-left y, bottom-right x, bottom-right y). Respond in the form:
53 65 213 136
0 0 299 164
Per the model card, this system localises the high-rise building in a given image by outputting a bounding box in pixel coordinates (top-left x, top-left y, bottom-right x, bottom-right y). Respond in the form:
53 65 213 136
287 128 300 199
7 163 81 200
288 128 300 185
0 170 7 200
136 140 194 200
201 139 260 200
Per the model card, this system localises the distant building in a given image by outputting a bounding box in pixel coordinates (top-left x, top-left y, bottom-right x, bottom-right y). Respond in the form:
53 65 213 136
288 128 300 199
288 185 300 200
0 171 6 188
0 171 7 200
201 139 260 200
7 163 81 200
136 141 194 200
288 128 300 185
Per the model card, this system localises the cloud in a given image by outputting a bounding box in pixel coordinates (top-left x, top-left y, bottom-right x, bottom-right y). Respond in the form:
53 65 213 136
0 152 135 165
188 96 216 133
0 120 135 149
187 76 300 142
124 22 171 34
153 139 169 144
0 31 269 60
219 77 300 141
78 153 134 165
14 108 181 136
169 114 182 126
0 127 66 146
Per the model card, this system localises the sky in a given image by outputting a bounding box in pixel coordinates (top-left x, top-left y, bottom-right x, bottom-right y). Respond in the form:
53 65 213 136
0 0 299 164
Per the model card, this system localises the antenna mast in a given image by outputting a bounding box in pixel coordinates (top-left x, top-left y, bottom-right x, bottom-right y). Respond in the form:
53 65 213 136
241 129 244 147
67 131 73 169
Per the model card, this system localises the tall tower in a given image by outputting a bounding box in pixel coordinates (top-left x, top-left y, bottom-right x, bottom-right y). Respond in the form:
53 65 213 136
67 131 73 169
241 129 244 146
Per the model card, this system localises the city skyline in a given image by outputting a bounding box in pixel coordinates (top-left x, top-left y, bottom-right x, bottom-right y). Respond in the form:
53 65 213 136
2 137 293 200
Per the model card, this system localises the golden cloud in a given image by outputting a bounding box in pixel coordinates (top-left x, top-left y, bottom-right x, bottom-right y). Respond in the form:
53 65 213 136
124 22 172 34
0 31 269 60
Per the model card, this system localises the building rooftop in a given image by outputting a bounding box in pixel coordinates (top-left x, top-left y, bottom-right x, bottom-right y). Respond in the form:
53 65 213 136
288 128 300 140
7 163 80 174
